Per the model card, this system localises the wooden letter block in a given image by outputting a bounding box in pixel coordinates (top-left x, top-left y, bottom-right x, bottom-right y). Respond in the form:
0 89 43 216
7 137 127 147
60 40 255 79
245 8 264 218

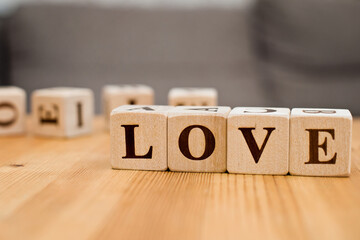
32 87 94 138
102 84 154 128
290 108 352 177
168 106 230 172
0 86 26 136
168 88 218 106
110 105 172 171
227 107 290 175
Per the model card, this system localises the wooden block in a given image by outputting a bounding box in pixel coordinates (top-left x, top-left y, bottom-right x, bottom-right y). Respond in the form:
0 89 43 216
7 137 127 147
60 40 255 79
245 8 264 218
168 87 218 106
32 87 94 138
102 84 154 128
227 107 290 175
0 86 26 136
168 106 230 172
290 108 352 177
110 105 172 171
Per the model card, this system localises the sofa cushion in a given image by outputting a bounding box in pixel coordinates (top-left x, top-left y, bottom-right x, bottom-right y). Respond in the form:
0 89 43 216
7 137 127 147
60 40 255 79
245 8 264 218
252 0 360 114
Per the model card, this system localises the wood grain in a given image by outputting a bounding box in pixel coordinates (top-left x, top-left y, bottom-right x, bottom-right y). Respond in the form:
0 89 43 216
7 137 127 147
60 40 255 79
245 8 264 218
1 116 360 240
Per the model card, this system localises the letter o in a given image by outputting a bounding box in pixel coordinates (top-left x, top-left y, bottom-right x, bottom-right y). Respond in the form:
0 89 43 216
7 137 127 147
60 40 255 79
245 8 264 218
178 125 215 160
0 102 18 127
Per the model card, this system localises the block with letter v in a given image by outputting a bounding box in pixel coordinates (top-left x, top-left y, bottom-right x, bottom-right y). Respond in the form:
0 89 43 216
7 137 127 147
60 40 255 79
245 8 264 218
227 107 290 175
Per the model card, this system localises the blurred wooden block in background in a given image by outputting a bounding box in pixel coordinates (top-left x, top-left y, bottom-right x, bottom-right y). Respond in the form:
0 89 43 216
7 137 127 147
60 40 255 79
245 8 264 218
102 85 154 129
110 105 172 171
32 87 94 138
168 106 230 172
227 107 290 175
168 87 217 106
0 86 26 136
290 108 352 177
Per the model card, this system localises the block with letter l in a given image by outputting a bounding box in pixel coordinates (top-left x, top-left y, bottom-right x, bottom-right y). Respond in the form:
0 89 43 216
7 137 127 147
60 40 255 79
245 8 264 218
227 107 290 175
168 106 231 172
110 105 173 171
290 108 352 177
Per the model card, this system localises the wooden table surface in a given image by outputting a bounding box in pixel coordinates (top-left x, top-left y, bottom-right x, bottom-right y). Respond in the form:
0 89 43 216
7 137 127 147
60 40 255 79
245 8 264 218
1 117 360 240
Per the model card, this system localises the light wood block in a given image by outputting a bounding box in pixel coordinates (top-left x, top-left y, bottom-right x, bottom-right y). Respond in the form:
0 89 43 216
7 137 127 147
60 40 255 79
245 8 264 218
0 86 26 136
32 87 94 138
168 106 230 172
102 84 154 128
168 87 218 106
227 107 290 175
290 108 352 177
110 105 173 171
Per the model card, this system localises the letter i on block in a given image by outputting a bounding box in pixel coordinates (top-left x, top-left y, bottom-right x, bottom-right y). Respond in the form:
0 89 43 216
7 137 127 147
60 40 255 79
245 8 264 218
32 88 94 138
110 105 173 171
0 86 26 136
227 107 290 175
168 106 231 172
290 108 352 177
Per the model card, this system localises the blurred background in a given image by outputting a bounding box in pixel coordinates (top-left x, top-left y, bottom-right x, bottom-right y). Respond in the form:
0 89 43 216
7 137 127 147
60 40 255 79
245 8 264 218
0 0 359 114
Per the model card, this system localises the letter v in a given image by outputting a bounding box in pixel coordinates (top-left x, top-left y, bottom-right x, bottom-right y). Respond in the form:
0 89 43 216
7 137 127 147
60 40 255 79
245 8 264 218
238 128 275 163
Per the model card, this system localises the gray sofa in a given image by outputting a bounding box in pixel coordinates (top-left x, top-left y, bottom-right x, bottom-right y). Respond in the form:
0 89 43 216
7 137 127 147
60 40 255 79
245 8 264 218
252 0 360 113
1 0 360 114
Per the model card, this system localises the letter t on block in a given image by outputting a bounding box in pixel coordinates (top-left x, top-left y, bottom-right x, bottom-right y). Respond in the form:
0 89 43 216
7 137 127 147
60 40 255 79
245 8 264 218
290 108 352 177
110 105 173 171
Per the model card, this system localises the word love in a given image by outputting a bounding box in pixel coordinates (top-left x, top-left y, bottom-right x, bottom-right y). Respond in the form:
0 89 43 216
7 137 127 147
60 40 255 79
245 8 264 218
110 106 352 177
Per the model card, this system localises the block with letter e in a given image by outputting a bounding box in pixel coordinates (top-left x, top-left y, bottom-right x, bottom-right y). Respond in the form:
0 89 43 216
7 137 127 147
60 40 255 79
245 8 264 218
168 106 231 172
290 108 352 177
32 87 94 138
227 107 290 175
110 105 173 171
